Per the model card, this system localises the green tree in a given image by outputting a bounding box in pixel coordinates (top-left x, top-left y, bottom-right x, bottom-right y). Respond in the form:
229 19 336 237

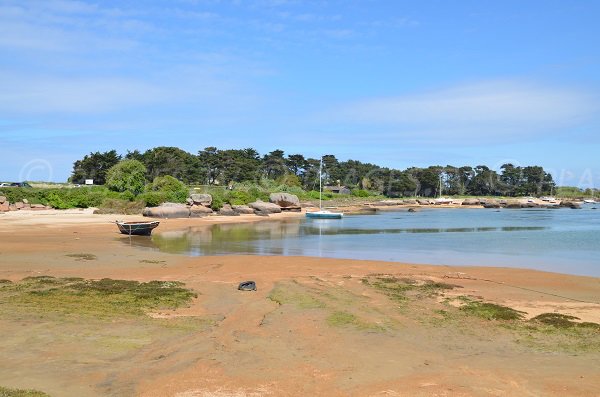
71 150 121 184
142 147 200 184
105 160 147 195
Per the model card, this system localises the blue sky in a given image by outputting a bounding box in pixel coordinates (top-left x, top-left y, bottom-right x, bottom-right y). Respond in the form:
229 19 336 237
1 0 599 186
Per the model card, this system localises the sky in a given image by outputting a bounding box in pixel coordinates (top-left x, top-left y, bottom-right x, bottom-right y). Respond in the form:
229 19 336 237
0 0 599 187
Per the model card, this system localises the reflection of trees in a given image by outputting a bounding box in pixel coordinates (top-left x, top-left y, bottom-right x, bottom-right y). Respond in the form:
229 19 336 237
146 220 302 255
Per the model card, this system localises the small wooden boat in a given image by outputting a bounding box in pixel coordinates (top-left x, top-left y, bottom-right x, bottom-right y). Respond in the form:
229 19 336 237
115 220 160 236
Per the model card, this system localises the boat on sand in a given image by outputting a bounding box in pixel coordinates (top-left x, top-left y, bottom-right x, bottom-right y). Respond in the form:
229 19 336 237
116 220 160 236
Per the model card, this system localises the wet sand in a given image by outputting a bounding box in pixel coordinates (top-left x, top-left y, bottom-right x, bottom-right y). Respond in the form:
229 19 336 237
0 210 599 396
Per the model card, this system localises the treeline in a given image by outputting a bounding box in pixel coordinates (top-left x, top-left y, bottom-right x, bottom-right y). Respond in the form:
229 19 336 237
70 147 556 197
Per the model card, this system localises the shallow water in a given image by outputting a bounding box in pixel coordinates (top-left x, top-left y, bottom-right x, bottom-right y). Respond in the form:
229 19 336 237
133 207 600 277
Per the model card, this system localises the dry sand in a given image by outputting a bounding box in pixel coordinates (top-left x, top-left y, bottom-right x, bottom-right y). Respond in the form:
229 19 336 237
0 210 599 396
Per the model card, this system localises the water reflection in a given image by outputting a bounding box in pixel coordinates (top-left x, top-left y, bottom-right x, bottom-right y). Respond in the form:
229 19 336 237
125 219 548 255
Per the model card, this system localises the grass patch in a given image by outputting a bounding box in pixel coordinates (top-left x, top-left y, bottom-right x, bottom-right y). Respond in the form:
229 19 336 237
326 310 385 331
267 285 325 309
327 311 358 327
65 253 97 261
362 275 456 303
530 313 600 330
0 277 197 318
459 298 525 321
0 386 50 397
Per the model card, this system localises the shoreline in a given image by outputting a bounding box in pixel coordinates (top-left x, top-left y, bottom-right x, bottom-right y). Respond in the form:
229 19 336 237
0 209 599 396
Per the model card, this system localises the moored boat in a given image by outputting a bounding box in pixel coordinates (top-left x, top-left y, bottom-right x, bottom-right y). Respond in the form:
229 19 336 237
306 157 343 220
116 220 160 236
306 210 343 219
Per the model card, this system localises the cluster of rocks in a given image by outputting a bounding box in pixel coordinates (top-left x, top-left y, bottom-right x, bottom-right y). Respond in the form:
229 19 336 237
367 197 582 210
0 196 51 213
142 192 302 219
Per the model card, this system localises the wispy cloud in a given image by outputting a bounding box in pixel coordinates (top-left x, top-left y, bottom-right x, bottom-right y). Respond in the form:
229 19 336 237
326 80 599 142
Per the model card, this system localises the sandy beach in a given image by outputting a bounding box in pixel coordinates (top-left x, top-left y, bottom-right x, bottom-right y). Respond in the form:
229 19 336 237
0 210 599 396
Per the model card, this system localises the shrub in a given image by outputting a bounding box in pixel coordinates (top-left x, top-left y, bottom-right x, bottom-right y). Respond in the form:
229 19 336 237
106 160 147 195
138 191 167 207
211 196 224 211
226 190 252 205
147 175 187 194
352 189 371 198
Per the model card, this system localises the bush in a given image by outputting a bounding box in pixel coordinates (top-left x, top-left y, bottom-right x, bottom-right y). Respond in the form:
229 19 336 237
147 175 187 194
138 191 167 207
106 160 147 195
226 190 252 205
351 189 371 198
211 196 224 211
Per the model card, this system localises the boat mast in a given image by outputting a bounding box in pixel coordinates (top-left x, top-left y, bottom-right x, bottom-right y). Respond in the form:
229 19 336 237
319 157 323 210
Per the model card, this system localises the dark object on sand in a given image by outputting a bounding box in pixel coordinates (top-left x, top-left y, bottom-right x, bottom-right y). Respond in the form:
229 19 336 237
116 220 160 236
238 281 257 291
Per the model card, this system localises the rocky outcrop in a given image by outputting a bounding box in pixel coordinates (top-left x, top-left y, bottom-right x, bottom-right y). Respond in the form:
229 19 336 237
417 199 431 205
190 205 214 217
461 198 480 206
232 205 255 215
218 204 238 216
560 201 581 209
248 200 282 214
269 193 300 208
189 193 212 207
482 199 501 208
143 203 191 218
0 196 6 204
403 199 418 205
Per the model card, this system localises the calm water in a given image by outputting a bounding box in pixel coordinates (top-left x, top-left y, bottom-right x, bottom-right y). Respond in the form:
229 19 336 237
130 207 600 277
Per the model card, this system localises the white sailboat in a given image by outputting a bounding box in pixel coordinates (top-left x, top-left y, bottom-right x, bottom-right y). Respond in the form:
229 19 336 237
434 174 453 204
306 157 344 219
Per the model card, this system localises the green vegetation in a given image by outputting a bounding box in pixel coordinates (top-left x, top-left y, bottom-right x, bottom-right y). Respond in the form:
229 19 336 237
530 313 600 330
105 159 147 195
0 386 50 397
268 284 326 309
361 275 456 303
459 298 526 321
327 311 358 327
67 146 558 198
0 276 197 318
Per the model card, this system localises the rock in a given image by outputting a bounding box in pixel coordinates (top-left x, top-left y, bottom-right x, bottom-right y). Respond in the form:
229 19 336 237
560 201 581 209
15 202 24 209
218 204 238 216
505 203 522 209
254 210 270 217
403 199 418 205
280 206 301 212
190 194 212 207
269 193 300 208
417 199 431 205
22 198 29 204
232 205 255 215
376 200 401 206
9 204 17 211
0 196 6 204
143 204 191 218
248 200 282 214
31 204 46 209
0 202 8 212
408 208 418 212
190 205 214 217
186 197 194 206
461 198 480 206
482 199 501 208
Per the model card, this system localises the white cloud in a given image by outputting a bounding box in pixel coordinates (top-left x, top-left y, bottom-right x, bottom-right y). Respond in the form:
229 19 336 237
0 73 165 113
327 81 599 141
